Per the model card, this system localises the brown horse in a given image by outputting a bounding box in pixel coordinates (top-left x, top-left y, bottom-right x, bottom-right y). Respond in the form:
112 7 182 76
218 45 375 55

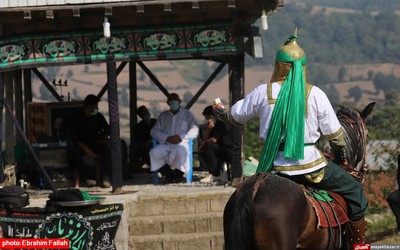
223 102 375 250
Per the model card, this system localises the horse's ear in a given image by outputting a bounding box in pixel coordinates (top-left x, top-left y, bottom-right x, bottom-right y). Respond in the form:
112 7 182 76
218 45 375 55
360 102 375 119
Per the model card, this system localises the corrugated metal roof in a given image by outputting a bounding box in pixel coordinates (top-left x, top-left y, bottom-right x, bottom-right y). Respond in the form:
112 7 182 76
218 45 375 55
0 0 284 37
1 0 133 8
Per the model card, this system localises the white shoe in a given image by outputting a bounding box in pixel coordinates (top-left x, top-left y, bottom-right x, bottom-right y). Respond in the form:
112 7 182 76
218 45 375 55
200 174 221 183
86 179 96 187
101 180 111 188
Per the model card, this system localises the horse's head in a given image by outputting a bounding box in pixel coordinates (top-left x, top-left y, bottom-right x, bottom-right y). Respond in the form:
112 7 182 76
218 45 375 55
319 102 375 180
339 102 375 169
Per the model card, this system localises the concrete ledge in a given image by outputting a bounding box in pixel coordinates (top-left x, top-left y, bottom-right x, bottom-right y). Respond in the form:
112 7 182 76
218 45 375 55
130 232 224 250
25 184 235 250
130 212 223 236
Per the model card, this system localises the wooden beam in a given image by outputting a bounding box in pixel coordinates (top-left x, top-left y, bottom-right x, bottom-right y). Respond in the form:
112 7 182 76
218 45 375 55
137 61 169 97
31 68 63 102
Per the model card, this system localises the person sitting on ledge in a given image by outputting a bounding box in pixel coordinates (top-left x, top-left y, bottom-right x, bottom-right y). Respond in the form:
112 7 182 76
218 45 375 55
70 94 112 188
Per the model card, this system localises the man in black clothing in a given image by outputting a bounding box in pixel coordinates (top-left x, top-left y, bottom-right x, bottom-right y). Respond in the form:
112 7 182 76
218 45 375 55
135 105 157 168
199 105 233 183
387 154 400 232
70 94 111 188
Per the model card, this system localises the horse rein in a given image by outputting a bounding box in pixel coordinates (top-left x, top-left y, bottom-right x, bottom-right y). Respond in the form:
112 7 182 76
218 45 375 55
235 172 269 200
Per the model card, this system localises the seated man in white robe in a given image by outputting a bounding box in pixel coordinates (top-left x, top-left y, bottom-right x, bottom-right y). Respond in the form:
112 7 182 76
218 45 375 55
150 93 199 183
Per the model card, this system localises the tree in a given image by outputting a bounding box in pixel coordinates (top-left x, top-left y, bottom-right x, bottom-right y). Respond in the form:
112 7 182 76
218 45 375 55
45 67 60 82
309 65 331 85
202 62 211 82
183 91 193 104
139 70 145 81
39 85 55 101
348 86 362 102
66 69 74 79
367 70 374 80
71 88 81 100
118 86 129 107
338 66 347 82
244 118 262 159
320 85 340 107
373 73 400 99
361 100 400 140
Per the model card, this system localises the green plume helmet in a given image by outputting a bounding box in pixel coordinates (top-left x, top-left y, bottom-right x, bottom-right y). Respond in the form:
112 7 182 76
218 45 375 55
270 28 307 83
278 28 305 60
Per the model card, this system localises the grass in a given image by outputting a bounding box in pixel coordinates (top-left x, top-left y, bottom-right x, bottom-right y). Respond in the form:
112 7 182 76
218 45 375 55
366 210 400 244
366 211 396 235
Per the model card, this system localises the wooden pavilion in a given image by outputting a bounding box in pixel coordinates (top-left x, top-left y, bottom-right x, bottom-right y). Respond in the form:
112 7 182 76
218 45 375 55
0 0 284 193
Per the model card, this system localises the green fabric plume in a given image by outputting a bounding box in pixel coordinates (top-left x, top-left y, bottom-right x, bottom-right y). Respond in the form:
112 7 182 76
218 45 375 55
256 50 306 173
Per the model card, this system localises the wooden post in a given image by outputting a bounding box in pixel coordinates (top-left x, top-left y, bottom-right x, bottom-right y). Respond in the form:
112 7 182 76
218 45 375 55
228 55 245 180
129 61 138 170
4 72 14 165
107 61 123 193
15 70 23 144
23 69 32 136
0 73 4 182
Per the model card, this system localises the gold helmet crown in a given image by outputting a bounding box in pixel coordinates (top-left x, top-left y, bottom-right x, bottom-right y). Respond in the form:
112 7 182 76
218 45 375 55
278 28 305 60
270 28 306 83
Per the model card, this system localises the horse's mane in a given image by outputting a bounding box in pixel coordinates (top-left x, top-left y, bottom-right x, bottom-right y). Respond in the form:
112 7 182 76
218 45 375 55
318 106 367 172
336 106 366 171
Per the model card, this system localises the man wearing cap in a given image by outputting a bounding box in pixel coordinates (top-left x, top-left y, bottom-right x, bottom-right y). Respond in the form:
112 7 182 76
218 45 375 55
70 94 111 188
150 93 199 183
214 32 367 244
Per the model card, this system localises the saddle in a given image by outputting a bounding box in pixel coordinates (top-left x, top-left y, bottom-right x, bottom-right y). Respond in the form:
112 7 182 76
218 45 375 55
303 187 350 228
249 172 350 229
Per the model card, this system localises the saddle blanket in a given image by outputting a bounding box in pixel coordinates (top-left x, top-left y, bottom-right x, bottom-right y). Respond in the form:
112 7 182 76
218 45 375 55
306 192 350 228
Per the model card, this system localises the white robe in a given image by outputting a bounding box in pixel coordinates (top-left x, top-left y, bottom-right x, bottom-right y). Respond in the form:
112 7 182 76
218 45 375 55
150 107 199 173
230 82 342 175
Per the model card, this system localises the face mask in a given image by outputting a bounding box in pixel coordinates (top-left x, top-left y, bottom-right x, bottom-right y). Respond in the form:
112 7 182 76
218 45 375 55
169 101 180 111
91 108 99 116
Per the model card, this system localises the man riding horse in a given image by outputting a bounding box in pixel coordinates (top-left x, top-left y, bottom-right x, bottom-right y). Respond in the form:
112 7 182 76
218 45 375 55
214 30 367 244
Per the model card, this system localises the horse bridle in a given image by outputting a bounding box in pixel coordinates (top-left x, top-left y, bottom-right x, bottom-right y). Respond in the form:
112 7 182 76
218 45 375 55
337 108 368 183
